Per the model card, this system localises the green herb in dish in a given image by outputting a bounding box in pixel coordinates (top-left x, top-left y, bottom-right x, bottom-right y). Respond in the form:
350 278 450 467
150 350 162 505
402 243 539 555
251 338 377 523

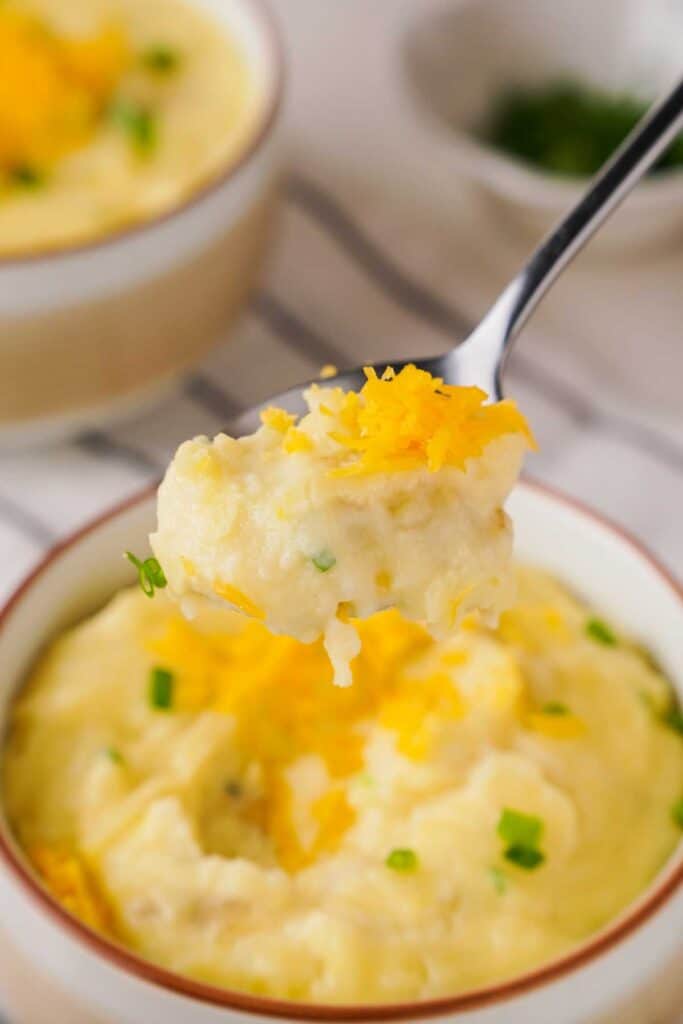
125 551 167 597
104 747 124 765
149 666 174 710
662 704 683 737
586 617 617 646
541 701 569 716
672 798 683 829
110 100 158 155
481 81 683 178
504 844 545 870
497 808 545 871
10 165 45 189
386 848 418 872
312 550 337 573
141 45 181 74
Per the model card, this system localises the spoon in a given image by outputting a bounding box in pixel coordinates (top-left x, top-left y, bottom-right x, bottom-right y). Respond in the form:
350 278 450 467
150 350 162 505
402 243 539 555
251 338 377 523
230 77 683 436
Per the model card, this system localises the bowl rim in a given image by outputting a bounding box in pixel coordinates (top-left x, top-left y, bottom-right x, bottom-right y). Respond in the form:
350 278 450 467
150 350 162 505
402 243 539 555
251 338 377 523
426 128 683 211
0 0 284 269
0 478 681 1021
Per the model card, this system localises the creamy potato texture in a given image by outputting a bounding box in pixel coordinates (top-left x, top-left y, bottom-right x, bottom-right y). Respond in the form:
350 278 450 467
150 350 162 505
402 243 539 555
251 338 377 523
152 366 534 685
0 0 262 253
4 569 682 1003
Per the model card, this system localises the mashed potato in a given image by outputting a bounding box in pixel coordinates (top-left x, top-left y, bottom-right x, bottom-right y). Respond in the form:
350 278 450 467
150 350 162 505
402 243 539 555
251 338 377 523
0 0 262 254
4 568 682 1003
152 366 534 685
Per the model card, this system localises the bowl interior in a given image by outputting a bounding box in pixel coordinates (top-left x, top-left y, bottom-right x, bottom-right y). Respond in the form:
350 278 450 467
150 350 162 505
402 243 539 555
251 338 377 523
0 481 681 1019
404 0 683 168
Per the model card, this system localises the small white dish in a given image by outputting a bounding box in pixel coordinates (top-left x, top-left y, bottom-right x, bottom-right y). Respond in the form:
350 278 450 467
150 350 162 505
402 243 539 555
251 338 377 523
0 480 681 1023
402 0 683 256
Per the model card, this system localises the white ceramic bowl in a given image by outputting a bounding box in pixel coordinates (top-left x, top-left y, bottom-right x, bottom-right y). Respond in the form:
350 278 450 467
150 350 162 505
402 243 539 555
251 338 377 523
402 0 683 256
0 481 682 1024
0 0 284 448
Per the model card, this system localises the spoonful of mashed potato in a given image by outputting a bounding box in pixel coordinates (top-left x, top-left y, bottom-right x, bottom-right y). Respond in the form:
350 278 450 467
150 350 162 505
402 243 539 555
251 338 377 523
151 365 533 685
152 82 683 683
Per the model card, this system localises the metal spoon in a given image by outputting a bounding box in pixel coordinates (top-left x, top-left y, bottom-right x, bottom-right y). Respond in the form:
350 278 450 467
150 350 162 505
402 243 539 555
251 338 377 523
230 77 683 435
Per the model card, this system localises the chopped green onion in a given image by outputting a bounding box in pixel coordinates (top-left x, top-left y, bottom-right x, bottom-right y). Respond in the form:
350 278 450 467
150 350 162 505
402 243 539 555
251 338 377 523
672 798 683 829
10 165 45 189
489 866 507 893
586 617 617 646
125 551 167 597
141 45 181 73
497 808 545 871
225 780 243 798
149 666 174 710
504 845 545 870
104 747 124 765
662 705 683 737
312 549 336 573
386 848 418 872
110 100 158 155
497 808 543 849
541 701 569 716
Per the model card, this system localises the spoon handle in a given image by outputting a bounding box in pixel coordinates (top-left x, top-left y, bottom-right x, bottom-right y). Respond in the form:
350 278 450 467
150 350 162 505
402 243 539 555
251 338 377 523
467 76 683 398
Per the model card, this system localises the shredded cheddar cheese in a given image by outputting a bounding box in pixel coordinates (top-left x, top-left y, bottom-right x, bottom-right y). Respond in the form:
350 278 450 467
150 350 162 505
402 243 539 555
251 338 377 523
260 407 297 433
310 365 535 476
30 846 114 933
0 9 127 177
213 581 265 620
147 609 436 866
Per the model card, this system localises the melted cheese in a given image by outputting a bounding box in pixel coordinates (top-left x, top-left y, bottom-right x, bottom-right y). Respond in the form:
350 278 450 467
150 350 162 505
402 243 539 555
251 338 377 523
3 567 681 1003
152 366 533 686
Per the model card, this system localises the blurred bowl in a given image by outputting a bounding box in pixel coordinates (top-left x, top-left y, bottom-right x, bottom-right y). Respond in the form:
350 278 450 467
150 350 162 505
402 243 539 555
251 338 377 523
403 0 683 256
0 0 284 448
0 481 681 1023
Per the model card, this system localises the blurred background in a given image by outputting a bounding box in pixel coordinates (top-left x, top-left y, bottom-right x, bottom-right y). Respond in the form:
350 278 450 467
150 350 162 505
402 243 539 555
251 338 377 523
0 0 682 611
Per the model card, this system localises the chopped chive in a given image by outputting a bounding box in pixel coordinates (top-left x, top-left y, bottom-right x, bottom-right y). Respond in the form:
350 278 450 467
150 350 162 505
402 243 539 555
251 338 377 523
312 549 336 573
672 798 683 829
10 165 45 189
541 701 569 716
497 808 545 871
489 866 507 893
504 844 545 870
497 808 543 849
104 747 124 765
225 780 243 798
586 617 617 646
110 100 158 155
141 45 181 73
662 705 683 737
149 666 174 710
125 551 167 597
386 848 418 872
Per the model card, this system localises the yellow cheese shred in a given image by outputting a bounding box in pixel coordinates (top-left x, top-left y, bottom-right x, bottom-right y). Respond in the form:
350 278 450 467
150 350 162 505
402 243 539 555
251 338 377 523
289 364 535 475
0 9 128 176
29 846 114 934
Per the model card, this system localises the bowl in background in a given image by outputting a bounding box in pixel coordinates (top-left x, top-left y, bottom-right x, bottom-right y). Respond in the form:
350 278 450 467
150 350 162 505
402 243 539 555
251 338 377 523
0 481 681 1024
0 0 284 449
402 0 683 256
